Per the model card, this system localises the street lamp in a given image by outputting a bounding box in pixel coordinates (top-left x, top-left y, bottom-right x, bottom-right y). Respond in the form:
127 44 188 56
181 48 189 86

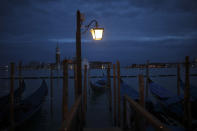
90 28 104 40
76 10 104 96
83 19 104 40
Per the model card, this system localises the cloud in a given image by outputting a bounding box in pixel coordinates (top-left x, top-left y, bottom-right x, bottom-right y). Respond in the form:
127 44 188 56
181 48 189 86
81 0 197 13
0 0 197 43
0 0 76 41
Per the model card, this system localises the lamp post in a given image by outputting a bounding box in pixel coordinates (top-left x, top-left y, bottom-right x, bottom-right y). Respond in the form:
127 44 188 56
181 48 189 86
75 10 104 96
76 10 82 96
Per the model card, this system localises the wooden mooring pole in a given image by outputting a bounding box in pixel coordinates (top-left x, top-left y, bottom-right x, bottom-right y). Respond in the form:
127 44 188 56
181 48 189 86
76 10 82 97
136 74 145 131
18 61 22 89
107 64 112 112
83 64 87 124
62 60 68 122
50 64 54 118
177 64 180 96
88 68 90 96
123 95 127 129
113 64 117 126
74 64 78 101
184 56 192 129
10 62 15 130
18 61 22 102
146 60 149 98
138 74 145 108
117 61 121 127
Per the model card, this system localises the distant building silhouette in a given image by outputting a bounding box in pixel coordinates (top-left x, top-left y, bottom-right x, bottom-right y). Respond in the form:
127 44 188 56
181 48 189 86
56 42 60 66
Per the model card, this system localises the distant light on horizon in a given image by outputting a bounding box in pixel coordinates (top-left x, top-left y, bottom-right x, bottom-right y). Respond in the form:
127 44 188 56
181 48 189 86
48 38 91 43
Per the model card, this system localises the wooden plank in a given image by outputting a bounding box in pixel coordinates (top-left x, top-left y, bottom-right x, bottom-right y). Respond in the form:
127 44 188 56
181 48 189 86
125 95 170 131
61 95 82 131
84 128 122 131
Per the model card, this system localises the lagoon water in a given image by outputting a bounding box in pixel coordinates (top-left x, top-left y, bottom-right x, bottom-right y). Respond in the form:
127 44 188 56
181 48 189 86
0 67 197 130
0 40 197 65
0 40 197 130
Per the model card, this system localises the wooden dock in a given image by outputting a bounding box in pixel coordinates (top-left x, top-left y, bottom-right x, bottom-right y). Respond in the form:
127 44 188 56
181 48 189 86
4 57 194 130
84 128 122 131
60 61 173 131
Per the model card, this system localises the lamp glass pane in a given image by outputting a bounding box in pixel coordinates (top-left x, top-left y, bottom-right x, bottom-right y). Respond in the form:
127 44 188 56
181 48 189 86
90 29 96 39
94 29 103 40
90 28 104 40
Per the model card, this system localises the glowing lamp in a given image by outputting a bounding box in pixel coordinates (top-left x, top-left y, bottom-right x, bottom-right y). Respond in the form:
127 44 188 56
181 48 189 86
90 28 104 40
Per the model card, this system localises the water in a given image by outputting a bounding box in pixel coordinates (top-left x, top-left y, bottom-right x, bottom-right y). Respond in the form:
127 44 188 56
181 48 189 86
0 66 196 130
0 40 197 65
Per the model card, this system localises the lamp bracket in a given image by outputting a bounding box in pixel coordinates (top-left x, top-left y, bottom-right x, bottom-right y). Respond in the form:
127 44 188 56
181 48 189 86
81 20 98 34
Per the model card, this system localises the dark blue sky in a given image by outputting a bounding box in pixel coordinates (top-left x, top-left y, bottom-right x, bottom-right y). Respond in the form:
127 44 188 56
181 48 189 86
1 0 197 42
0 0 197 65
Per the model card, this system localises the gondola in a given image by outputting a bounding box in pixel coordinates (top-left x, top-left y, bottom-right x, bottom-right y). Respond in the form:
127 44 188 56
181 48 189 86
0 80 26 122
180 79 197 100
148 78 197 129
119 79 180 130
180 79 197 120
120 79 185 130
90 76 108 94
148 79 184 118
120 79 139 101
1 80 48 129
0 80 26 107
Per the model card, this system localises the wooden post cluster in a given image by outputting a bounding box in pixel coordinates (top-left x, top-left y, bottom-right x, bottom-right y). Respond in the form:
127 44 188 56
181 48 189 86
184 56 192 129
146 60 149 98
117 61 121 127
107 64 112 112
177 64 180 96
62 60 68 122
113 64 117 126
10 62 15 130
